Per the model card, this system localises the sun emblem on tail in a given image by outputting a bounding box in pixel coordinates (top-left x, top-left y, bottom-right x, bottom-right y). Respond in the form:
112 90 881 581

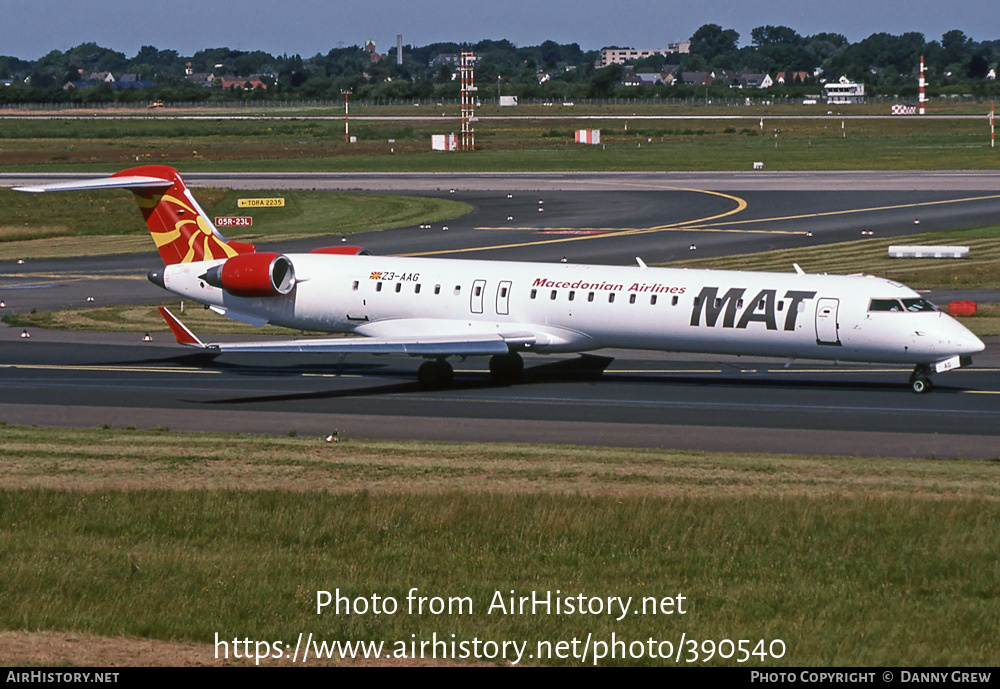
139 193 239 264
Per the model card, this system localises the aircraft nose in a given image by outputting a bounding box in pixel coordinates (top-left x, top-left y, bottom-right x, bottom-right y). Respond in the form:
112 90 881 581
961 331 986 355
947 317 985 355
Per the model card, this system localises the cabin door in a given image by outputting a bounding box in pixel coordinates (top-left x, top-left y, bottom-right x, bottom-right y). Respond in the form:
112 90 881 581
495 281 512 315
814 297 841 346
470 279 486 314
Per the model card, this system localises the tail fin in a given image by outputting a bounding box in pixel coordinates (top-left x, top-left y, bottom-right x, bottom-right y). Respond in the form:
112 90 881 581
15 165 256 265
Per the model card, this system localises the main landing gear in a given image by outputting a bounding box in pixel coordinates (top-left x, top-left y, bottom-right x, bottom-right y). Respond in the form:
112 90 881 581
417 359 453 389
909 364 934 394
416 352 525 389
488 352 524 384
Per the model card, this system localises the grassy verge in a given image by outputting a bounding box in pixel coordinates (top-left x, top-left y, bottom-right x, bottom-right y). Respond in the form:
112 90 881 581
0 187 470 260
0 426 998 666
2 111 999 172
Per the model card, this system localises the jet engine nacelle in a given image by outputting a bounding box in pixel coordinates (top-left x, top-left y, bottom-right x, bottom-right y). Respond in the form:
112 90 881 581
202 252 295 297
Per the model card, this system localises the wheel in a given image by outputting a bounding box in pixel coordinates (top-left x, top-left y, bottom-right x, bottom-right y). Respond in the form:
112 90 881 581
417 360 453 389
489 352 524 384
911 376 933 394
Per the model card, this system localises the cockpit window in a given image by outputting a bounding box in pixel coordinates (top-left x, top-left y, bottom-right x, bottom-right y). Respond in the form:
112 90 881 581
868 298 939 313
869 299 904 312
902 298 938 313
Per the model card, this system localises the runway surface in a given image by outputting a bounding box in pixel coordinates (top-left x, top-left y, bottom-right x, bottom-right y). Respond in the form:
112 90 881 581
1 171 998 457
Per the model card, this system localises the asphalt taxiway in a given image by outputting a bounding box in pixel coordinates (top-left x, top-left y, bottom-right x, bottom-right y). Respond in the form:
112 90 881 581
0 328 997 458
1 171 998 457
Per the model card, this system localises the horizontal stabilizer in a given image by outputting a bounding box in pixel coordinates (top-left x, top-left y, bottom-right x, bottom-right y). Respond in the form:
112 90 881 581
14 176 173 194
158 307 206 348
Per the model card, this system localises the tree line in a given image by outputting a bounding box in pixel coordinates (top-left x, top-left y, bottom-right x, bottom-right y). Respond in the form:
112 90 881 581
1 25 998 105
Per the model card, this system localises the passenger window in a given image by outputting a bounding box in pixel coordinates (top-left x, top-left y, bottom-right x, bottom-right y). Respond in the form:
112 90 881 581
629 294 636 304
530 289 537 299
454 285 461 295
474 285 482 297
415 284 421 294
395 283 402 293
588 292 595 302
352 280 359 291
550 290 557 300
376 282 382 292
434 284 441 295
672 296 679 306
777 301 784 311
609 293 616 304
650 295 657 305
569 291 575 301
500 287 508 298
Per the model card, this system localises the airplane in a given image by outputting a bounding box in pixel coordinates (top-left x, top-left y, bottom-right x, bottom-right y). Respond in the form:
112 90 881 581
15 165 984 394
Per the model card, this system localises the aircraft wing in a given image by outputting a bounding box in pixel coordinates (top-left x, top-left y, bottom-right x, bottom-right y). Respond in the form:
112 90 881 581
157 307 521 356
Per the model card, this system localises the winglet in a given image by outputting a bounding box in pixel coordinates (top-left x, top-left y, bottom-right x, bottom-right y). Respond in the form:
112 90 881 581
158 306 206 348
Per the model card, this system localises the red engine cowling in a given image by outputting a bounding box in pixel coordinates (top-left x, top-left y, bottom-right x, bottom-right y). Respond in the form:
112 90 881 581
311 245 372 256
201 253 295 297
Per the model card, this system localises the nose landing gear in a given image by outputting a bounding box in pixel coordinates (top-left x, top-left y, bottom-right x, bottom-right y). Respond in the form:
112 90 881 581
909 364 934 394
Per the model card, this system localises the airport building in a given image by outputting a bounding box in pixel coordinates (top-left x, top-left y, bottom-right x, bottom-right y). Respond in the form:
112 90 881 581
824 76 865 104
600 42 689 67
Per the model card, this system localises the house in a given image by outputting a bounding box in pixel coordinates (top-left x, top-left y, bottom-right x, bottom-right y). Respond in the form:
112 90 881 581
681 71 713 86
775 71 808 86
737 72 772 89
429 53 456 68
621 66 641 87
87 72 115 83
185 73 215 86
365 40 383 63
219 75 268 90
62 81 102 90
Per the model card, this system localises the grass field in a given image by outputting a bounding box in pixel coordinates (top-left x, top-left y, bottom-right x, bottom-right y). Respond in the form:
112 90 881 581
0 426 998 666
2 107 998 172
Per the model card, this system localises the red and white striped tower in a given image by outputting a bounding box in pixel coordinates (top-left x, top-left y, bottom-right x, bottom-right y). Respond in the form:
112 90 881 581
460 51 476 151
918 55 927 115
991 104 995 149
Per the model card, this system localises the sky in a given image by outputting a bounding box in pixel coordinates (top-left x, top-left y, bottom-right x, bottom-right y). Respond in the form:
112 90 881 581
2 0 999 60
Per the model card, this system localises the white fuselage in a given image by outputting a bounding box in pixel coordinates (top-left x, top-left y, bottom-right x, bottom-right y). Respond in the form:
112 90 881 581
160 254 984 365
